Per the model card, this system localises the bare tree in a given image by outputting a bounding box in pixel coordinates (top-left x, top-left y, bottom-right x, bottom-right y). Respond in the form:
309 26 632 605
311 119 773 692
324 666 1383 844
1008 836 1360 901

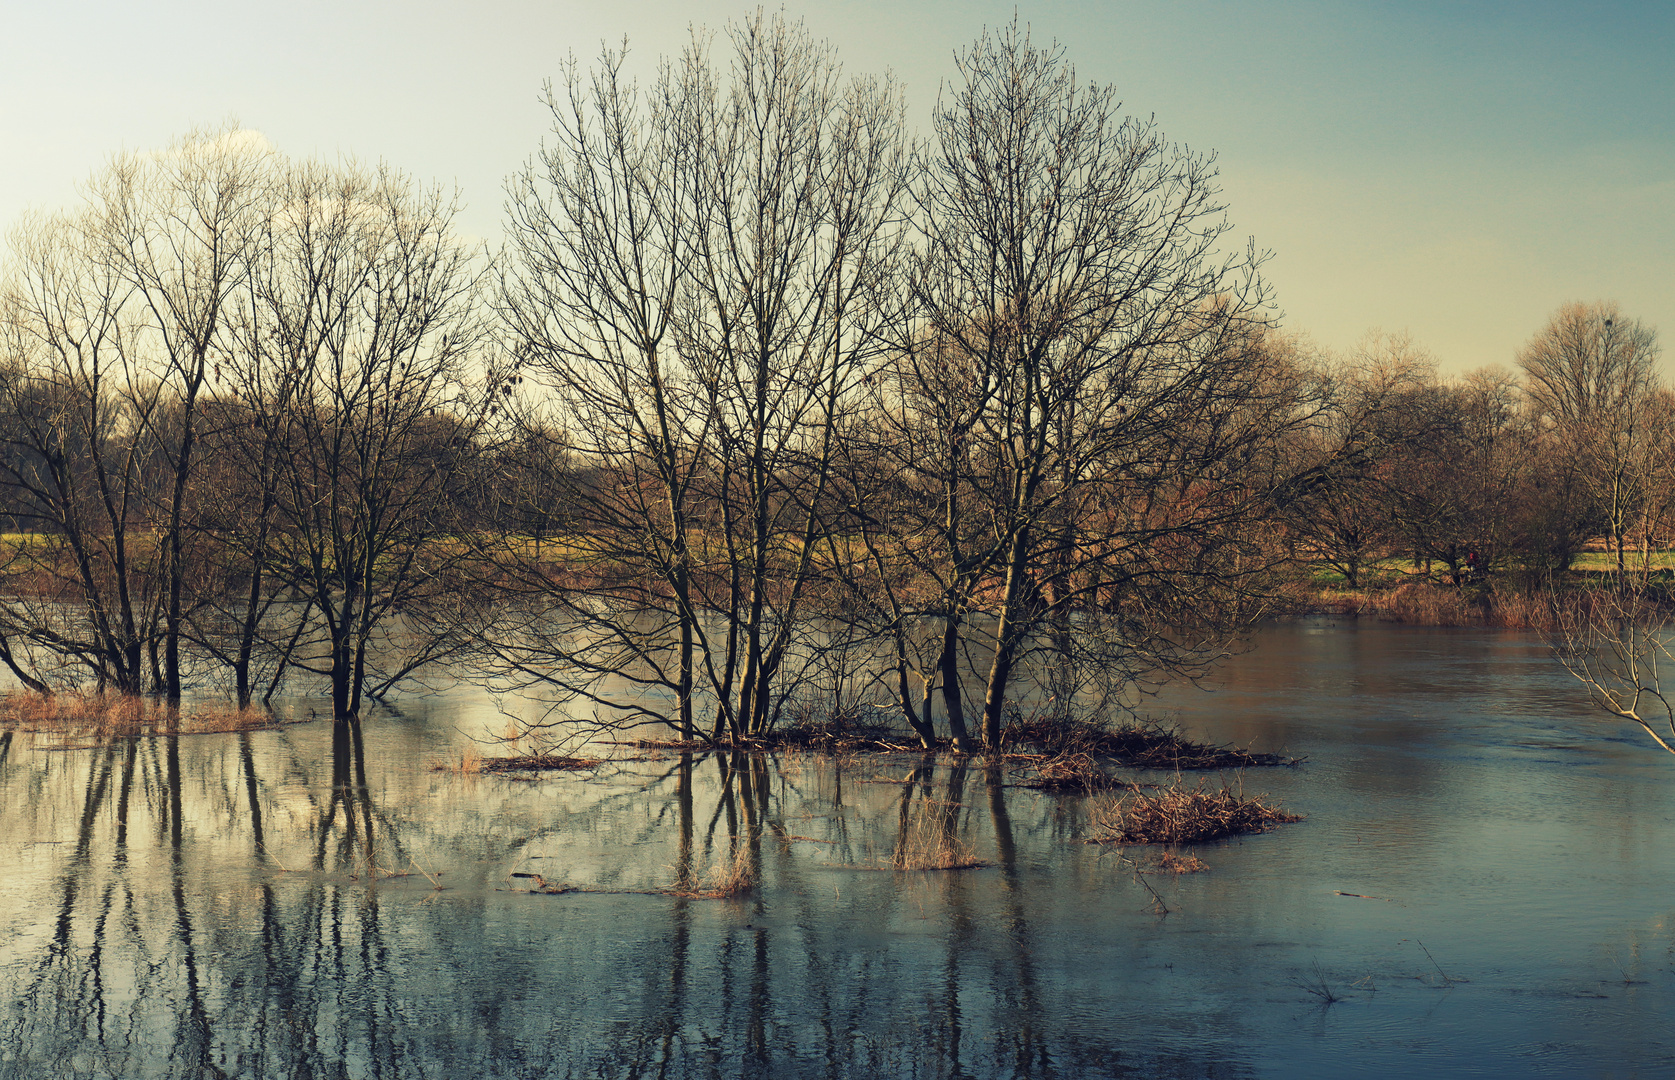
1398 366 1530 584
910 20 1294 748
0 209 161 693
1630 388 1675 575
495 14 912 741
819 383 977 749
1551 588 1675 756
4 137 487 713
102 127 271 700
1517 300 1661 588
250 163 488 719
1275 333 1436 588
492 42 714 739
681 12 911 739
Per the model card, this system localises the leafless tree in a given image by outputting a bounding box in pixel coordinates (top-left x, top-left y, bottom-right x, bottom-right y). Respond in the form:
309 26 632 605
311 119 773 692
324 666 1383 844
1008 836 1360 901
1551 587 1675 756
1630 388 1675 574
491 41 714 739
1517 300 1662 588
908 20 1296 748
1395 366 1531 583
248 164 489 719
1275 332 1436 588
0 208 162 693
495 13 912 741
101 127 271 700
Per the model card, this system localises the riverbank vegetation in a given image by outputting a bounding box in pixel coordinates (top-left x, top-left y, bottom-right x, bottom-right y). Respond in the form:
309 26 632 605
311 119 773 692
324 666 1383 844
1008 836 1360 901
0 12 1666 756
0 690 283 738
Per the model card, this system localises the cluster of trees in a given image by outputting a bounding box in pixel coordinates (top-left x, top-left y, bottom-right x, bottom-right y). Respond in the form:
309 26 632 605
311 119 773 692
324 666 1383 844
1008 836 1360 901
1278 305 1664 592
0 14 1661 750
483 16 1298 749
0 134 492 713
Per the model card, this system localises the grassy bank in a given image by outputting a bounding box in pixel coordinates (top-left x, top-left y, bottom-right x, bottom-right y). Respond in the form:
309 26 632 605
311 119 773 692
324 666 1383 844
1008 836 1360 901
1285 564 1669 630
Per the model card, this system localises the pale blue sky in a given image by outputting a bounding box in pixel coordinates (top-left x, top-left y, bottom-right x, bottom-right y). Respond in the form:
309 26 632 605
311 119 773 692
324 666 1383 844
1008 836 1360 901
4 1 1671 373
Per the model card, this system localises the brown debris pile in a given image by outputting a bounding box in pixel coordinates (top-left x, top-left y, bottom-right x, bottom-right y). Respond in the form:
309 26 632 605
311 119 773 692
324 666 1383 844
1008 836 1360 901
1090 780 1301 845
478 754 601 773
1145 851 1209 874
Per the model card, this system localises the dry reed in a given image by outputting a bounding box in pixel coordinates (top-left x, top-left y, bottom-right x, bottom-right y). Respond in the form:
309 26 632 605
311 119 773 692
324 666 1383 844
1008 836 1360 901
1371 582 1489 627
1090 779 1301 845
891 809 983 871
1145 851 1209 874
0 691 283 739
671 844 757 898
1352 580 1622 632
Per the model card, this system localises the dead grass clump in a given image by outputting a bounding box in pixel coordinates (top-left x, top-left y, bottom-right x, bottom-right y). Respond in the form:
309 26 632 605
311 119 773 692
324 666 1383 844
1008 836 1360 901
0 692 283 739
1145 851 1209 874
1372 582 1484 627
670 845 757 898
892 810 983 871
477 754 601 773
430 744 486 774
1090 779 1301 845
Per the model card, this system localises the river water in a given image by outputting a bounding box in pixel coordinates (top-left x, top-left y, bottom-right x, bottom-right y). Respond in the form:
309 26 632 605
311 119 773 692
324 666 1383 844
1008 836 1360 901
2 619 1673 1078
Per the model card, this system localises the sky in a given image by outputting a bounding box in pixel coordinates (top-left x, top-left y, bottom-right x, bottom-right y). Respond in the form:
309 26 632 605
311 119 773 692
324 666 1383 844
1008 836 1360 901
3 0 1671 375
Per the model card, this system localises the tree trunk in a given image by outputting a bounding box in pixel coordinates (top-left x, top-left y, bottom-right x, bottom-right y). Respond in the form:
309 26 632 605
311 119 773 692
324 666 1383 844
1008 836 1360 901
894 624 937 748
980 531 1032 749
937 615 974 752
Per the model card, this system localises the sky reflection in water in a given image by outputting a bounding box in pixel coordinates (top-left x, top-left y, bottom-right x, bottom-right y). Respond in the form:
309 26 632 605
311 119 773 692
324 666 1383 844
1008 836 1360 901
2 619 1674 1078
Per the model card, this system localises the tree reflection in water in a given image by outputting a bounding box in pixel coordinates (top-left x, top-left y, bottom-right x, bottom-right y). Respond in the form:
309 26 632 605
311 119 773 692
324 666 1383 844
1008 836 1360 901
0 720 1253 1079
9 621 1675 1077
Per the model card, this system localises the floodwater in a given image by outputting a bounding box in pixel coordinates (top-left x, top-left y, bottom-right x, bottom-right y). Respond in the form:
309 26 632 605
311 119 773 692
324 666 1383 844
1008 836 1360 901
2 619 1674 1078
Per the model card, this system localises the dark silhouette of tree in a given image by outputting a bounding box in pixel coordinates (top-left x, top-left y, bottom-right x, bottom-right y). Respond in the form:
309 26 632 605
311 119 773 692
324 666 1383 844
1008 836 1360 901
908 20 1297 747
494 13 912 740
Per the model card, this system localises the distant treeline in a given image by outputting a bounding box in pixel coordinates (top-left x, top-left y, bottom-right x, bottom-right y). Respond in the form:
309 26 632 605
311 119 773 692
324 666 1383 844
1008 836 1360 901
0 14 1661 748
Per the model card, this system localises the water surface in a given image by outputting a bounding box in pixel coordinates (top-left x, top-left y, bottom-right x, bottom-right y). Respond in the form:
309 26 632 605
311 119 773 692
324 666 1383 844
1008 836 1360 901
2 619 1673 1078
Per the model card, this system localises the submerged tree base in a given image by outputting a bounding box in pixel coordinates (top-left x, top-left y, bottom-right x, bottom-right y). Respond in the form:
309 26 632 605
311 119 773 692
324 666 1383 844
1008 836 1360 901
1089 780 1302 845
610 714 1298 777
1007 716 1299 771
609 717 934 755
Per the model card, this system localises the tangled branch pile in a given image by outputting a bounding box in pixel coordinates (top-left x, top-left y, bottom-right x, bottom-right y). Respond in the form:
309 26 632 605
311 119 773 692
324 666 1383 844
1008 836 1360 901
1010 717 1299 790
1091 780 1301 845
478 755 601 773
